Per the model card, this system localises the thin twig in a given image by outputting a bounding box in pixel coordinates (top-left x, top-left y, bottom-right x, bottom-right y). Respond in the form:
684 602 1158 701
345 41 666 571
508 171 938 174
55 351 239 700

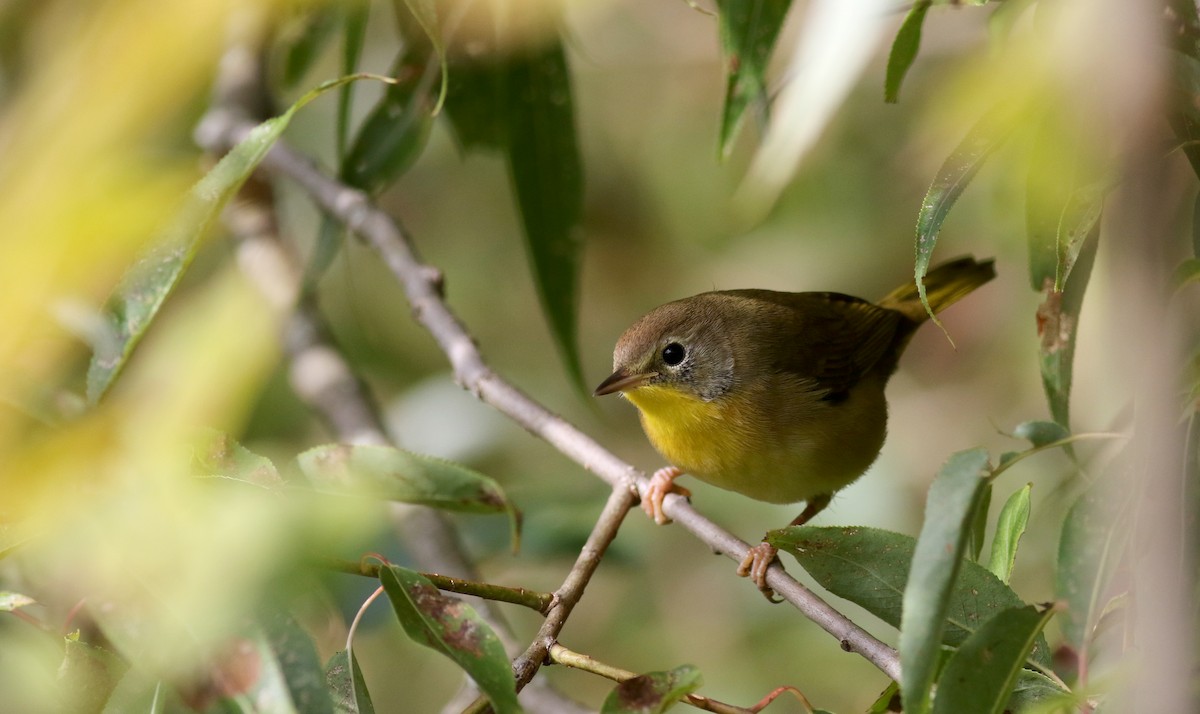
195 113 902 683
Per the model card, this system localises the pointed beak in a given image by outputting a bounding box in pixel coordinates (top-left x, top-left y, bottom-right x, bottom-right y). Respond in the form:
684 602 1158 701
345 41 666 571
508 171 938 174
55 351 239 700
593 368 655 396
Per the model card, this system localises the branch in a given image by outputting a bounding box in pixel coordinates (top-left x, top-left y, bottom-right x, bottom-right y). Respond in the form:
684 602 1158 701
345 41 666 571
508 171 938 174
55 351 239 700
195 113 902 683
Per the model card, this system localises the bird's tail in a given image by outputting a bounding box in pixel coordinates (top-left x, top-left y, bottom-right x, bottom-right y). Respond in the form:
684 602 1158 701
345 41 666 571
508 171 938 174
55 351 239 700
878 256 996 323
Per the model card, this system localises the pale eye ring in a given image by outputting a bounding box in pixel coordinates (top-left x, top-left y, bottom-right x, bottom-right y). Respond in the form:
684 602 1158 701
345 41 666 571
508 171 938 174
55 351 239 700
661 342 685 367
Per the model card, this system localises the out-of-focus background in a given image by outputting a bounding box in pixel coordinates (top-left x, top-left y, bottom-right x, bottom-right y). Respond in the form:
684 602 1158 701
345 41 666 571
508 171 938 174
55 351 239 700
0 0 1190 711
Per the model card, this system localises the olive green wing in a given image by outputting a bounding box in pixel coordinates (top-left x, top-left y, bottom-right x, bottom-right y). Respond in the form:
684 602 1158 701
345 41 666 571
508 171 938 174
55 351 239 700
727 290 908 397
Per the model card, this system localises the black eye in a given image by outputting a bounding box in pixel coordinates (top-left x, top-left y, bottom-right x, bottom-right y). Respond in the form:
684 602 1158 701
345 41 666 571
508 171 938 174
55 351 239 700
661 342 686 367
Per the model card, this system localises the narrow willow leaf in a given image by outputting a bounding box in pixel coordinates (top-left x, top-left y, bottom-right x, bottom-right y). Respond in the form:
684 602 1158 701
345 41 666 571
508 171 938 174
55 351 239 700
297 443 520 548
86 74 385 403
399 0 448 112
771 526 1049 662
988 483 1032 584
379 565 521 714
867 681 901 713
1035 218 1099 427
884 0 931 103
193 429 284 490
337 0 369 160
968 481 992 562
505 43 586 393
1007 670 1073 712
326 650 376 714
714 0 794 156
1172 257 1200 290
263 614 335 714
932 605 1056 714
340 56 435 194
1013 420 1070 448
1167 52 1200 180
600 666 702 714
1057 485 1129 650
900 447 993 714
915 107 1014 322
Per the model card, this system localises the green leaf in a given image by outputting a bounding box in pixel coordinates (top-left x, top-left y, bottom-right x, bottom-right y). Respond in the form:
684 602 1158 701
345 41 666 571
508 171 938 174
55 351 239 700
326 650 375 714
397 0 448 112
1194 191 1200 257
968 481 992 562
0 520 36 560
379 565 522 714
60 635 128 713
505 43 586 393
280 5 339 89
263 614 335 714
900 447 993 714
885 0 931 104
337 0 369 160
442 40 586 392
915 106 1014 323
771 526 1049 662
1012 420 1071 448
1007 670 1073 713
987 483 1032 584
932 605 1056 714
600 666 702 714
86 73 381 404
297 443 520 549
0 591 35 611
1034 215 1099 428
340 56 435 194
193 429 284 490
1057 486 1129 650
1167 52 1200 180
714 0 794 156
867 681 901 713
1172 257 1200 290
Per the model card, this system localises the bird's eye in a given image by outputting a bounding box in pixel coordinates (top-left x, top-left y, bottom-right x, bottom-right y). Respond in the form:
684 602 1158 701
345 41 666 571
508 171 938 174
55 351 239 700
661 342 686 367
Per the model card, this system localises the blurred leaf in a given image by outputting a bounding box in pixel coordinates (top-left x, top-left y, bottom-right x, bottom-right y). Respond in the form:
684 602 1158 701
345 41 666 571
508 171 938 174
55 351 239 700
263 614 335 714
884 0 931 104
968 481 992 561
443 40 585 392
1194 191 1200 257
1057 486 1129 650
1034 216 1099 428
340 57 436 194
0 591 35 611
900 447 993 714
379 565 521 714
1172 257 1200 290
987 483 1032 584
714 0 793 156
102 675 175 714
1012 420 1070 448
193 429 284 490
280 5 339 89
915 106 1013 323
59 634 128 714
0 521 36 560
86 73 379 404
337 0 369 160
932 605 1056 714
1167 51 1200 180
304 218 345 293
771 526 1049 662
326 650 375 714
599 665 702 714
1007 670 1074 712
866 681 901 713
298 443 520 549
397 0 448 112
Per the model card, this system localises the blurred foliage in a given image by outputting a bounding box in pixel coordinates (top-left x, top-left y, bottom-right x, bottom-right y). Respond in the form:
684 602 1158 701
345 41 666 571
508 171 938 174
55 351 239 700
0 0 1197 712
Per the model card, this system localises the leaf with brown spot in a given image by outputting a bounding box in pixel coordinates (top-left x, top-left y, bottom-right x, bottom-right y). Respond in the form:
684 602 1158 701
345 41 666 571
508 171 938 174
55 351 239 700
379 565 521 714
600 665 702 714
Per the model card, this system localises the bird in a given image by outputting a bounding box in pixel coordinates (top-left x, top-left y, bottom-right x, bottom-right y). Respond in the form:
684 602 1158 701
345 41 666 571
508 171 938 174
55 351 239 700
594 256 995 597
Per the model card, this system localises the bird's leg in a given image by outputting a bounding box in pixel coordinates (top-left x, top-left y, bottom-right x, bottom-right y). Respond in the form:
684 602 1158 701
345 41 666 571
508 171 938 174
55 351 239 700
642 466 692 525
737 493 833 599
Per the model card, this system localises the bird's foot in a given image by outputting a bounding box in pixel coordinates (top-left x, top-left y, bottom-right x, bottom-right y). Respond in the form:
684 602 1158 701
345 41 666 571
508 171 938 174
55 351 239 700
737 542 782 602
641 466 691 525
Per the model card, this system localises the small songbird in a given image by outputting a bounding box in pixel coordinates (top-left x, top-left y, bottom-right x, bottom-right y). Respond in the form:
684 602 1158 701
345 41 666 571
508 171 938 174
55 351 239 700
594 257 995 597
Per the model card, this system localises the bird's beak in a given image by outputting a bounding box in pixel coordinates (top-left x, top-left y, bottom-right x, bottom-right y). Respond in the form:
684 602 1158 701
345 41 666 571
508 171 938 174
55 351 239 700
593 368 655 396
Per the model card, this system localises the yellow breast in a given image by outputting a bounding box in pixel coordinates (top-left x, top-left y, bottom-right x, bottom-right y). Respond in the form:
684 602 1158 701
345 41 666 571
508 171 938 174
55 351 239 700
625 380 887 504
